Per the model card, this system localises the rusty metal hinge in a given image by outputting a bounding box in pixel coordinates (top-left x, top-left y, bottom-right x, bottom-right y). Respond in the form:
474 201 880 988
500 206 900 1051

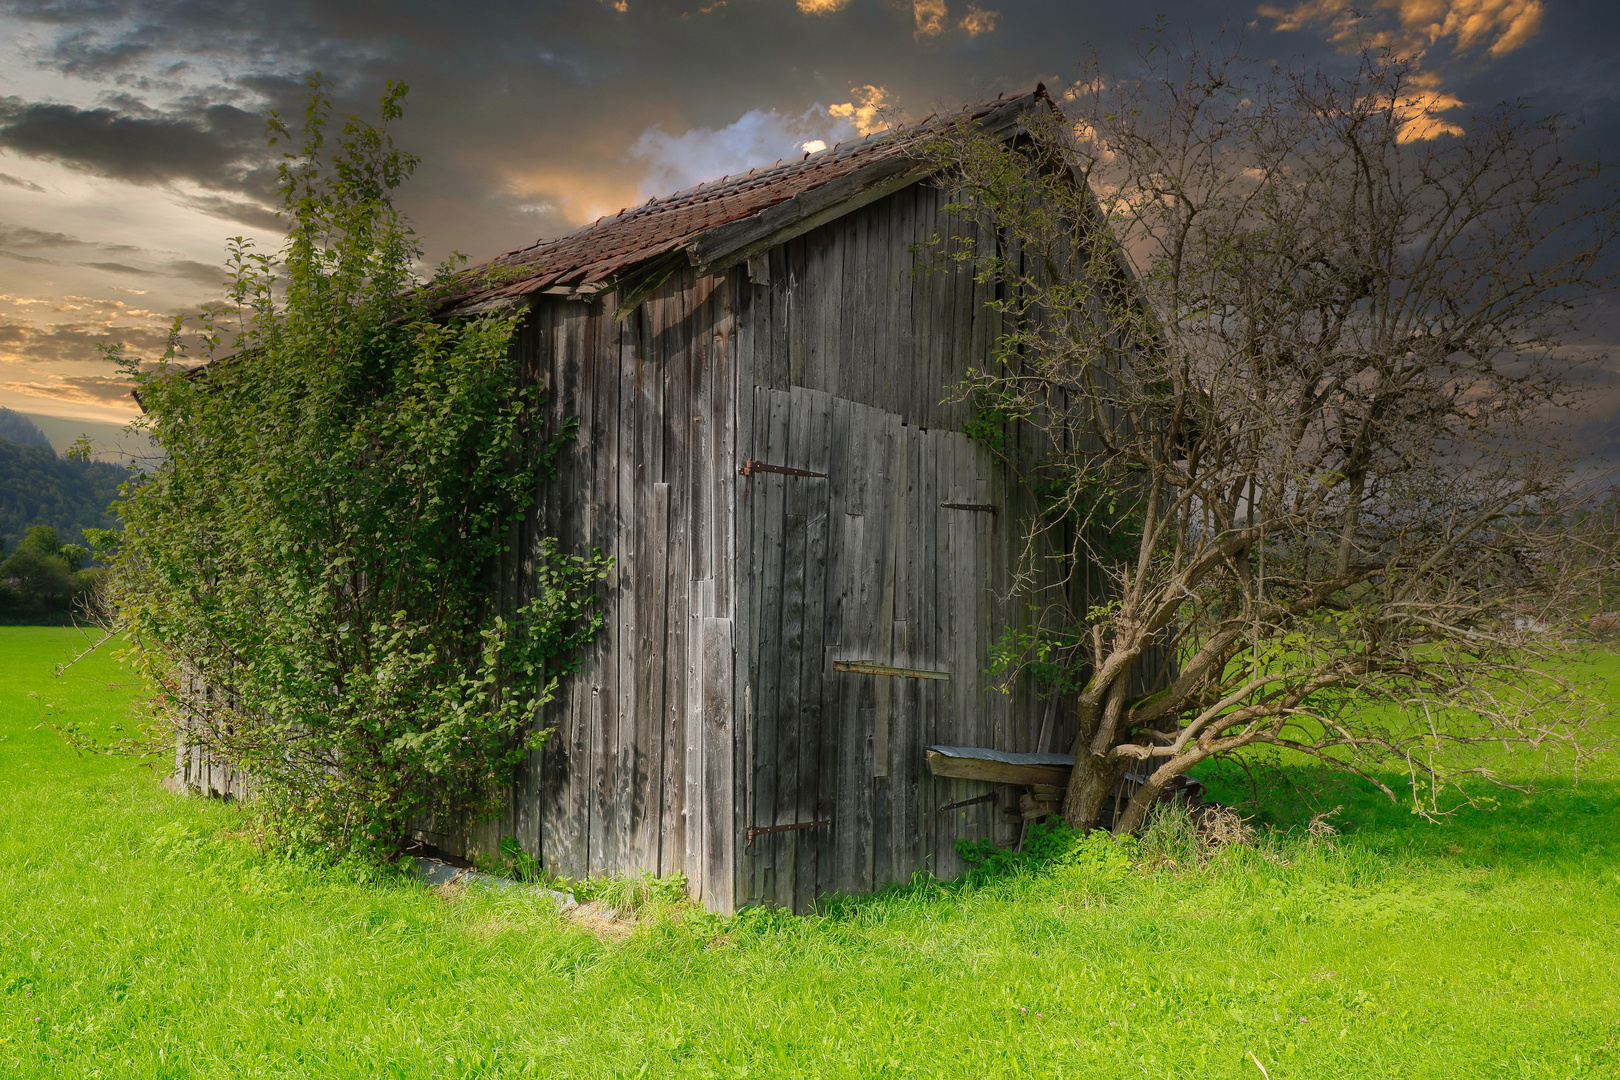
937 791 998 814
940 502 997 513
746 819 833 846
738 459 827 479
833 660 950 681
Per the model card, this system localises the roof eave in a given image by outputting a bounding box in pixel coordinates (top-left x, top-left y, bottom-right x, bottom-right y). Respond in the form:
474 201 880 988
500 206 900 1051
440 88 1055 316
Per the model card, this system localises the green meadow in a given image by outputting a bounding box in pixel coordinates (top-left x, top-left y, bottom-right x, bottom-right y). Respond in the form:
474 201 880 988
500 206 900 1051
2 625 1617 1078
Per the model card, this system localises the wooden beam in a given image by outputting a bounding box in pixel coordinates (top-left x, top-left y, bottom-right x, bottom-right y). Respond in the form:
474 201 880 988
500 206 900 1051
442 294 532 319
834 660 949 680
925 749 1072 787
690 158 932 277
612 252 686 321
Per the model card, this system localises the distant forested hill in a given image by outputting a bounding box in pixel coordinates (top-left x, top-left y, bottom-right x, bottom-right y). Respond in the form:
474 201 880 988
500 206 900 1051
0 411 126 555
0 407 54 451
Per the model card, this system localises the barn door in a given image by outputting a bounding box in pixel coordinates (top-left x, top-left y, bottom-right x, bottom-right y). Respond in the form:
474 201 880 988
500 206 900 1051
743 386 1002 911
820 396 999 895
741 387 836 912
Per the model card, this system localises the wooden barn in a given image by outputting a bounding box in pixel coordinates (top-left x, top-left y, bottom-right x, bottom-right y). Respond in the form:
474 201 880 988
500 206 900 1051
174 87 1155 912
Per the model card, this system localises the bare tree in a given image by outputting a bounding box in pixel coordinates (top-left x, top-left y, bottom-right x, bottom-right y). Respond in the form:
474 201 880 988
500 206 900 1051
928 39 1620 833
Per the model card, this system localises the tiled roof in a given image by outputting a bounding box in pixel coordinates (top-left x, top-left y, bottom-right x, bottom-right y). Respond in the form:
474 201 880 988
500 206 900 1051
443 87 1047 311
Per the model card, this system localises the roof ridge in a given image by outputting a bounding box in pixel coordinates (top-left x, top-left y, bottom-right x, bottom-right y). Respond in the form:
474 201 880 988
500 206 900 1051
447 87 1047 309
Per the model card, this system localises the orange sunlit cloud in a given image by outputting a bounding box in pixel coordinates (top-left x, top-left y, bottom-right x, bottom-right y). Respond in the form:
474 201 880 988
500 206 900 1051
1259 0 1544 58
912 0 947 38
958 5 999 35
828 85 893 137
1392 72 1466 142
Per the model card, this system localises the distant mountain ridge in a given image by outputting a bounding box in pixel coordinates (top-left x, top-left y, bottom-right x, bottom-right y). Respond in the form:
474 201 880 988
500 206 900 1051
0 408 54 451
0 410 126 555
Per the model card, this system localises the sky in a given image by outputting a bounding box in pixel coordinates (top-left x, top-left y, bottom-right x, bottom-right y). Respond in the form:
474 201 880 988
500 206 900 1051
0 0 1615 446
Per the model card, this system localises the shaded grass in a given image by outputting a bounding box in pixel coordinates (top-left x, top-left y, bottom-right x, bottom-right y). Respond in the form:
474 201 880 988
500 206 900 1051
2 626 1618 1078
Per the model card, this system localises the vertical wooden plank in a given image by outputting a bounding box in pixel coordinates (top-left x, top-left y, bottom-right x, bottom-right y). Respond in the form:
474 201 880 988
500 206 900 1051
771 391 809 908
607 295 639 875
831 400 888 898
660 276 692 882
895 188 921 428
948 202 976 405
761 246 785 392
640 480 671 874
628 281 668 874
748 390 790 904
962 215 997 435
713 270 742 908
791 390 833 913
843 209 869 408
914 186 942 443
784 237 807 389
550 300 597 878
869 409 903 890
537 302 567 870
730 274 760 908
681 281 708 892
701 615 735 912
944 428 975 875
710 271 735 620
818 399 850 901
929 428 952 879
588 296 621 878
868 198 892 420
687 269 711 590
816 225 845 396
905 426 937 883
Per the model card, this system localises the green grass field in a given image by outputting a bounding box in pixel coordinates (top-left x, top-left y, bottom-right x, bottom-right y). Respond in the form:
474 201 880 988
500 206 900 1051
3 626 1618 1079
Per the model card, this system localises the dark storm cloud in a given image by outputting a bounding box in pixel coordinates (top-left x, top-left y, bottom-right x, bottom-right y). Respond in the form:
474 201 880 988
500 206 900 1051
0 173 47 191
0 221 223 286
0 222 141 252
2 2 1616 255
0 96 276 194
82 260 145 274
51 26 159 77
178 192 281 231
160 258 223 286
5 0 376 87
81 257 223 286
2 0 1618 444
0 0 1104 261
0 223 88 249
3 0 130 22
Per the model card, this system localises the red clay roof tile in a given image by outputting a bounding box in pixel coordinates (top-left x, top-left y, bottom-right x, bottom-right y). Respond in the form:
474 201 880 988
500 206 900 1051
442 88 1046 310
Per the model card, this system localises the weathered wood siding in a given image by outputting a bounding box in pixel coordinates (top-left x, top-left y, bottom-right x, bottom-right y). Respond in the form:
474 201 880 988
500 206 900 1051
420 264 740 911
427 179 1152 914
729 182 1084 911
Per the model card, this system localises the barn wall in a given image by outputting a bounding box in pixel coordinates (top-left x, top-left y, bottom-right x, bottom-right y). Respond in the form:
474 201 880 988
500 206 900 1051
730 182 1099 912
420 265 739 912
432 180 1160 915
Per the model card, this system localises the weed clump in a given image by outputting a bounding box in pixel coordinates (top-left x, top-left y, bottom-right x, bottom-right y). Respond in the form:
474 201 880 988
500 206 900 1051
475 835 688 921
956 821 1137 884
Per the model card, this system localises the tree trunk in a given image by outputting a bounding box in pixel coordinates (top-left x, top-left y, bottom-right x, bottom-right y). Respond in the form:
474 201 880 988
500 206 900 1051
1113 753 1206 834
1062 753 1130 831
1111 769 1166 835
